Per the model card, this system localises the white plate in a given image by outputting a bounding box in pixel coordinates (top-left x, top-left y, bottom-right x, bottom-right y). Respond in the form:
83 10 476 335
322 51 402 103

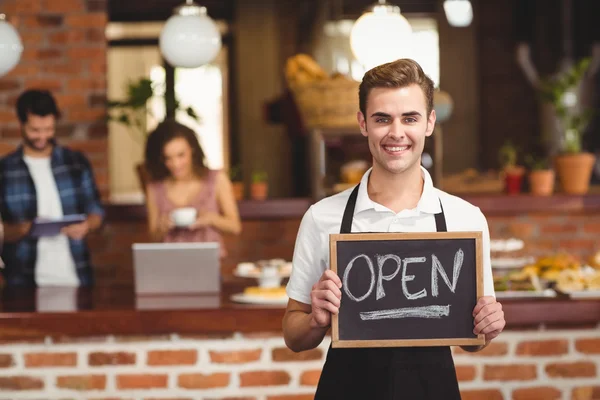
230 293 289 306
491 257 535 269
563 290 600 299
495 289 557 299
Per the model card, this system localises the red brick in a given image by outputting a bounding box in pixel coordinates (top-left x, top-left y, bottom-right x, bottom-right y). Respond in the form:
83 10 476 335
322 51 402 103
512 387 561 400
44 62 85 75
68 77 106 91
25 78 63 91
516 340 568 356
55 94 87 108
0 80 21 91
508 222 535 238
67 139 107 154
240 371 291 387
48 30 86 45
0 354 14 368
69 108 106 121
0 376 44 390
0 110 15 123
572 386 600 400
56 375 106 390
25 352 77 367
460 389 504 400
177 373 229 389
113 335 171 342
559 239 596 251
272 347 323 362
86 28 106 42
456 365 476 381
541 223 579 234
454 341 509 356
42 0 84 12
300 370 321 386
147 350 197 366
89 352 136 366
116 374 168 389
144 398 194 400
545 362 596 378
241 332 282 339
4 64 39 78
484 364 537 381
576 338 600 354
68 47 106 61
4 0 43 13
38 49 64 60
583 223 600 234
209 349 261 364
267 396 313 400
89 61 107 75
65 13 107 28
22 14 63 28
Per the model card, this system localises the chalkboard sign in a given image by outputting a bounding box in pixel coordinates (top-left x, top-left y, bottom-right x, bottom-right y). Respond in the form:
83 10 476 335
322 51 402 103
330 232 484 348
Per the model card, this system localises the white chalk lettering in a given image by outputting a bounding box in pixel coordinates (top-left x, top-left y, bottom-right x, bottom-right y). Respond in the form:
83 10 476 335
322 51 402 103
402 257 427 300
376 254 402 300
343 254 375 302
360 305 450 320
431 249 464 297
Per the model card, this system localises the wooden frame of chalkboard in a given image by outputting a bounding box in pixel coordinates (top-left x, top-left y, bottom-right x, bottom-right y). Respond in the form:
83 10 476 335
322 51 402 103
330 232 485 348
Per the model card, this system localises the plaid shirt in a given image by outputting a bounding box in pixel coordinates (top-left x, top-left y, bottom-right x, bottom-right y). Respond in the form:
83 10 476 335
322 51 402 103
0 145 104 287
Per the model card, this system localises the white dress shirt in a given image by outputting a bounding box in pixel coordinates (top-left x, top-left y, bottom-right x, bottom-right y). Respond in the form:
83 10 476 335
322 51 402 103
286 167 495 305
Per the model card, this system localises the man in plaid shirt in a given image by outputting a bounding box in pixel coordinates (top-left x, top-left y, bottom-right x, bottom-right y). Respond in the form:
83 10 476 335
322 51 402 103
0 90 104 287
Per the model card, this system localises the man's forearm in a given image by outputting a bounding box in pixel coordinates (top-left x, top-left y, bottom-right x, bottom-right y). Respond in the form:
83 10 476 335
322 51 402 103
283 310 329 353
87 214 103 231
3 222 29 242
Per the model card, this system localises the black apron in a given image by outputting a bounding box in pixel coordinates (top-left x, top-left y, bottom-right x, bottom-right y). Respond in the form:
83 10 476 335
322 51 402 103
314 184 462 400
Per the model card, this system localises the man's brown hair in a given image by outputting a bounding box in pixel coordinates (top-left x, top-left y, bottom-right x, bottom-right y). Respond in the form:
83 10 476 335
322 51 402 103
358 58 435 117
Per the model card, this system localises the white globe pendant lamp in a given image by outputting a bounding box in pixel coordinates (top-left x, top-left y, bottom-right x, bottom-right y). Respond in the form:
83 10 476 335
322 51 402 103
0 13 23 77
350 0 412 70
443 0 473 27
159 0 222 68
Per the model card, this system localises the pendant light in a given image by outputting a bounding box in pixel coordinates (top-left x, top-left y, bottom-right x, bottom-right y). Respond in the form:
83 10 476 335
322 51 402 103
350 0 412 70
159 0 222 68
443 0 473 27
0 13 23 77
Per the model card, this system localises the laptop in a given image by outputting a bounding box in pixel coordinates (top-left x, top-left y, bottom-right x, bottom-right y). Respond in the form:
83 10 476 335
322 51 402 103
132 242 221 295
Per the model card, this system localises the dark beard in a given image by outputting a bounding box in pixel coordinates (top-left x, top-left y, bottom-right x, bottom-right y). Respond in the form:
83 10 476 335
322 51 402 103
22 131 56 153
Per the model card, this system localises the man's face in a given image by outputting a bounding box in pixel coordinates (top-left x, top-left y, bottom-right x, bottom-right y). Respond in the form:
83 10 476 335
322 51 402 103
357 84 436 176
22 114 56 153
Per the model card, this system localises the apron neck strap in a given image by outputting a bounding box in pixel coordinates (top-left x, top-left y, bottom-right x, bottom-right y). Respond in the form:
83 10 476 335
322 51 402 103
340 183 447 234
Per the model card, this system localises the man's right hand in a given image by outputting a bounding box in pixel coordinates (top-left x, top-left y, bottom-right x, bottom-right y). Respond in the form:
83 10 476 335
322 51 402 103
3 221 32 242
309 269 342 329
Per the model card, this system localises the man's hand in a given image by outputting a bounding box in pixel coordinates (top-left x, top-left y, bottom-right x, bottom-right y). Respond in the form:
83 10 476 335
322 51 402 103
473 296 505 342
309 270 342 329
61 221 89 240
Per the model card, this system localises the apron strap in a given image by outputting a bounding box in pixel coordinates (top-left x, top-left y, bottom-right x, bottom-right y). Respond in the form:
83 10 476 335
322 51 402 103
340 184 360 234
434 200 447 232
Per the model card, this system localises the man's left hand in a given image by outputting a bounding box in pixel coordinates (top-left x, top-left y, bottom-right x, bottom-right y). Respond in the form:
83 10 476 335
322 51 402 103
473 296 505 342
61 221 89 240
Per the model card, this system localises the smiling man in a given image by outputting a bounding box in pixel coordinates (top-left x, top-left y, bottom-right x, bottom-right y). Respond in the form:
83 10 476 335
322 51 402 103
0 89 104 287
283 59 505 399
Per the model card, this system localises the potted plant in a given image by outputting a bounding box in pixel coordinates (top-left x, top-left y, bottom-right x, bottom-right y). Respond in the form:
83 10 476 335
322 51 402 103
229 165 244 201
107 77 200 191
525 154 555 196
538 57 596 194
250 171 268 200
498 141 525 195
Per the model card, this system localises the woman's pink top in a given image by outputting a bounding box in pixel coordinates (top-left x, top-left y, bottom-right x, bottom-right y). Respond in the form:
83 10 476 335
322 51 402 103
147 169 226 257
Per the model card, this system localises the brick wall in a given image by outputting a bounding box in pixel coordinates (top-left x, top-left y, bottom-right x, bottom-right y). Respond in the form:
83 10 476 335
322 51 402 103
0 328 597 399
89 211 600 286
0 0 109 197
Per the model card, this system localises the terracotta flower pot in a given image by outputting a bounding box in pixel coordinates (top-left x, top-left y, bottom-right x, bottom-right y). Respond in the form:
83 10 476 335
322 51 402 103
251 182 268 200
554 152 596 194
528 170 555 196
231 181 244 201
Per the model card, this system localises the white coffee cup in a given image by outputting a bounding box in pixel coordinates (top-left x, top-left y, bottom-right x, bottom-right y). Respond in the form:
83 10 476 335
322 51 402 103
170 207 197 227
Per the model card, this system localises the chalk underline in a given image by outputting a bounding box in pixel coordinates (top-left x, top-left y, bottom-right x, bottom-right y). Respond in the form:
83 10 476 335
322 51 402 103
359 305 450 321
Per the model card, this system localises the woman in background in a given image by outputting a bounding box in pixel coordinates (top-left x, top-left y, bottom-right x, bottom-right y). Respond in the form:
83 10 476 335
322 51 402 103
144 120 241 256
